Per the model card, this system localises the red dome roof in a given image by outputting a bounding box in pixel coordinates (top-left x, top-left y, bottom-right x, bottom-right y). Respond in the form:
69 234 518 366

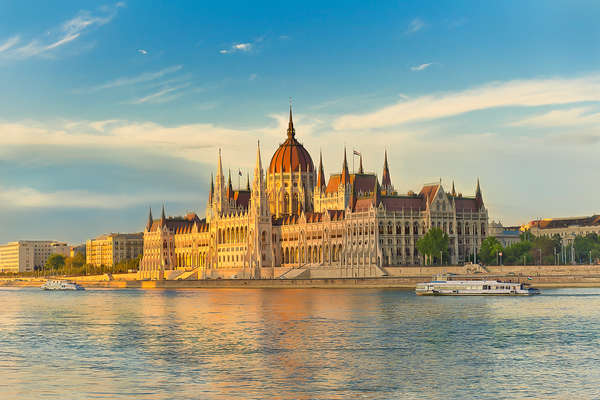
268 107 314 174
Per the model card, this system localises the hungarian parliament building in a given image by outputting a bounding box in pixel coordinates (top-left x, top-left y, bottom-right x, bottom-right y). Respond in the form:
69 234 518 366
138 107 488 280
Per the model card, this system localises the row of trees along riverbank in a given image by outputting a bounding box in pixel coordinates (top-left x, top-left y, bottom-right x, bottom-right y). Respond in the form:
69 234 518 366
417 227 600 266
0 254 142 277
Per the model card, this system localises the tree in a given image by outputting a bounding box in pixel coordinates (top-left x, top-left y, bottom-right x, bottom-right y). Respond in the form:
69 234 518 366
45 254 66 271
416 227 449 265
479 237 503 265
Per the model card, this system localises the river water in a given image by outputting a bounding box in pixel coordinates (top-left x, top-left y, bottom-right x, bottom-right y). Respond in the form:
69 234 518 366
1 287 599 399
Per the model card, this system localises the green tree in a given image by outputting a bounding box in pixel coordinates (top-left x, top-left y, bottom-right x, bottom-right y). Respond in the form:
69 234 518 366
45 254 66 271
479 237 503 265
503 240 533 265
416 227 449 265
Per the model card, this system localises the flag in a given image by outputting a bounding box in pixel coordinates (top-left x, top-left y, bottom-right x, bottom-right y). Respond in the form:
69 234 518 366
238 170 243 176
353 150 361 156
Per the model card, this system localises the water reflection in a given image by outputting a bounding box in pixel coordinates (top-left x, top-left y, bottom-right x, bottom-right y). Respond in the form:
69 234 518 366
1 287 600 399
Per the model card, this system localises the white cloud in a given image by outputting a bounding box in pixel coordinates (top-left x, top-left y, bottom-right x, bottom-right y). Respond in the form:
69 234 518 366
411 63 433 71
0 36 20 53
0 185 195 209
0 4 121 59
84 65 183 92
333 74 600 130
406 18 426 34
220 41 255 54
249 73 258 81
510 106 600 128
137 49 148 55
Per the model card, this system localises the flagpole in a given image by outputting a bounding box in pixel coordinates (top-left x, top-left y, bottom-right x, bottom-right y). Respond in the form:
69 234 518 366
352 148 355 174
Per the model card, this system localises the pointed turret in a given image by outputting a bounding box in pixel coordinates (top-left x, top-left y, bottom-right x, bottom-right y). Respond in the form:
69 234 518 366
209 173 214 204
146 206 153 231
381 150 391 189
287 104 296 139
317 150 326 190
160 203 166 225
475 178 483 209
341 147 350 185
246 172 250 191
358 154 364 174
227 169 233 199
251 141 269 217
451 180 456 197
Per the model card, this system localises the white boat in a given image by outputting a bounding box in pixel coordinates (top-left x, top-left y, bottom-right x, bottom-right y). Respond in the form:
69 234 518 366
41 280 85 291
415 275 539 296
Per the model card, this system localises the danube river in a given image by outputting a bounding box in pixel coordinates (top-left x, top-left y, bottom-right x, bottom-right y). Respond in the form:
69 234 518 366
1 287 599 399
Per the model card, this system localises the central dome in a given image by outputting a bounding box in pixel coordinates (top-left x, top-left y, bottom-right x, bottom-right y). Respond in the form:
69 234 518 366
268 107 314 174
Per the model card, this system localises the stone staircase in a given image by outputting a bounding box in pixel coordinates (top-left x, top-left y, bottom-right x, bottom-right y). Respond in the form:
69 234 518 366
278 267 309 279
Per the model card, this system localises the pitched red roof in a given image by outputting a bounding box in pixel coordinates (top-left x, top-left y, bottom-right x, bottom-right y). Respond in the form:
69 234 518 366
380 196 426 211
233 190 250 209
454 197 479 212
419 184 440 206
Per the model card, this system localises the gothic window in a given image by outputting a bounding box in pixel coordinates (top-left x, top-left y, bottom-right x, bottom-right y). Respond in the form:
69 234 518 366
387 222 393 234
481 223 486 236
405 222 410 235
379 223 384 234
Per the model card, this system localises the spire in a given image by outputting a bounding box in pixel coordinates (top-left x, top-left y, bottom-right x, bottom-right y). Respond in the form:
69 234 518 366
227 169 233 198
317 150 326 190
341 147 350 185
160 203 166 225
358 154 364 174
146 206 153 231
246 172 250 191
209 173 214 204
451 180 456 197
475 178 484 209
217 148 223 181
287 104 296 139
381 150 391 188
255 140 263 173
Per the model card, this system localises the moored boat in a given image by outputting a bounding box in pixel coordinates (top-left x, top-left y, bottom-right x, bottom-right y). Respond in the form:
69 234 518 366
41 280 85 291
416 275 539 296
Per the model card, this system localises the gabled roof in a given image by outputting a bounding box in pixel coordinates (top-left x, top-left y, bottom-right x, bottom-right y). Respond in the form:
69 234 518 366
149 213 209 233
419 184 440 206
325 173 378 195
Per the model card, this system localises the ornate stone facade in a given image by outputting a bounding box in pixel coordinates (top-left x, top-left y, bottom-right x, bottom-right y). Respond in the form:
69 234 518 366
138 107 488 280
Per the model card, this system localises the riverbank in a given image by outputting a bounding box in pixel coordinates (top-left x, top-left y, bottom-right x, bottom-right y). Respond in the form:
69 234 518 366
4 273 600 289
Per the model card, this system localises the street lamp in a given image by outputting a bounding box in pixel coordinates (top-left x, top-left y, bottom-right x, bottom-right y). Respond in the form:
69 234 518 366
538 248 542 265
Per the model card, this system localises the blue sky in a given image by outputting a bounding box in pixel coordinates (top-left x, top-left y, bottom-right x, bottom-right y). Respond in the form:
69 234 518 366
0 0 599 244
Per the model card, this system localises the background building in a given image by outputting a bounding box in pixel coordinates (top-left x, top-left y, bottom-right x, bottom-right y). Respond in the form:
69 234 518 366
70 244 86 258
489 221 521 247
523 215 600 246
86 233 143 268
0 241 69 273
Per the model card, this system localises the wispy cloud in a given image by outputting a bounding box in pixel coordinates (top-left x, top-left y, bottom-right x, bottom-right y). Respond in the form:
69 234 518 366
411 62 433 71
130 83 191 104
249 73 258 81
0 36 20 53
137 49 148 55
83 65 183 92
406 18 426 34
333 74 600 130
0 3 123 60
510 106 600 128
